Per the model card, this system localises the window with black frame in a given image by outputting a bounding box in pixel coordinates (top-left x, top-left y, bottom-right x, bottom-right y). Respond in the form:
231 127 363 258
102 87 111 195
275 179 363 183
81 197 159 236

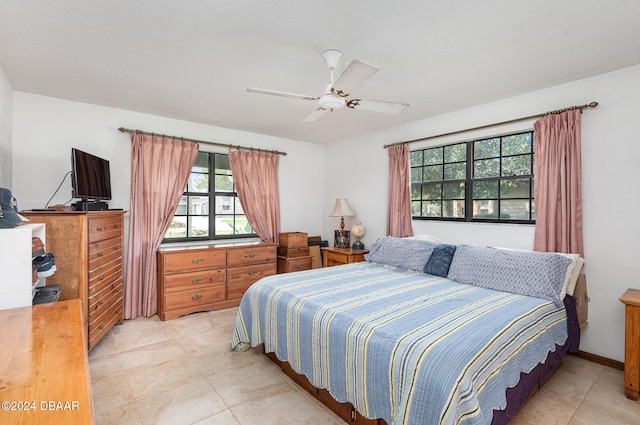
410 131 535 223
164 152 255 241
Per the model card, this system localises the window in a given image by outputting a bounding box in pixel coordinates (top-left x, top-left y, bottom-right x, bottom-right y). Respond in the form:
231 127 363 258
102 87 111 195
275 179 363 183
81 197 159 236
410 131 535 223
164 152 254 241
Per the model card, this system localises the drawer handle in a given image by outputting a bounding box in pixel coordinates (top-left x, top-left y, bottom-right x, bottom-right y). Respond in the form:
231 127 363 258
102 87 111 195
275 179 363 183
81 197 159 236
99 275 104 281
114 224 120 229
99 325 104 330
192 294 202 301
248 270 257 276
192 278 202 284
192 258 203 264
296 264 304 270
97 227 104 232
98 252 103 257
249 253 258 258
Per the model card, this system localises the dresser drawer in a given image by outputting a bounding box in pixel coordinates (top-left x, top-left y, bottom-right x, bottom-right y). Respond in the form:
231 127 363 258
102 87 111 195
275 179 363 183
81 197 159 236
89 279 124 318
89 259 123 293
227 262 277 286
88 300 123 349
88 215 123 244
164 286 226 311
161 249 226 273
163 268 226 292
227 245 277 266
277 256 312 274
89 236 123 270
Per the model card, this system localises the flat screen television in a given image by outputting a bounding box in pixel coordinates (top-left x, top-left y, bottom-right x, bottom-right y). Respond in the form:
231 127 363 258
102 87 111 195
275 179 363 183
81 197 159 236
71 148 112 202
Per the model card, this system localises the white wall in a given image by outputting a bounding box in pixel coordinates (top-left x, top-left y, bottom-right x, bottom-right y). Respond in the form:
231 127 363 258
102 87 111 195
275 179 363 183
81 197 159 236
12 92 325 238
0 66 13 188
325 64 640 362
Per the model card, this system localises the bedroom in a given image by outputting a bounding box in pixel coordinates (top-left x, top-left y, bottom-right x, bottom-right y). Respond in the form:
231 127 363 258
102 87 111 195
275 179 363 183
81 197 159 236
0 1 639 424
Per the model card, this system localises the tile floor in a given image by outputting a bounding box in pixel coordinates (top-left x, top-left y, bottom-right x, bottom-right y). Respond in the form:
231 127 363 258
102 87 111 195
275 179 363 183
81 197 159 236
89 308 640 425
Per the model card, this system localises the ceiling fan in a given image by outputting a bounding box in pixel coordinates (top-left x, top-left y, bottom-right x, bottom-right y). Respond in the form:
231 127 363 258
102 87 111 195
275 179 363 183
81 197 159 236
247 49 409 123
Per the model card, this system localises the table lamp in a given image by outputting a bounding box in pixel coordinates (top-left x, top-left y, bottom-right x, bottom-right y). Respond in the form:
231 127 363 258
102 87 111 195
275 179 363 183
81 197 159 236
330 198 355 248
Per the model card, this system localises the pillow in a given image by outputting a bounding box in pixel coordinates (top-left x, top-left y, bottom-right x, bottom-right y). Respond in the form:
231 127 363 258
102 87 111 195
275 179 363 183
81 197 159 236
365 236 437 272
406 234 440 243
447 244 573 306
424 244 457 277
490 246 585 298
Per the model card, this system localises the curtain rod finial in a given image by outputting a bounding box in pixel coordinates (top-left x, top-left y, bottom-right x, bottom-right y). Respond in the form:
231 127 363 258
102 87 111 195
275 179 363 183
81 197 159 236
588 101 598 108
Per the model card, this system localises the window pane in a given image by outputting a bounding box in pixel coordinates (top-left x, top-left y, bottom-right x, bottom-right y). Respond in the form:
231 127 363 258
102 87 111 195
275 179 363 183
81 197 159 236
234 197 245 215
444 162 466 180
411 167 423 182
500 200 530 220
175 196 187 215
444 143 466 162
443 182 464 199
473 180 498 199
500 178 531 199
165 216 187 239
235 215 253 234
502 133 532 156
502 155 532 176
410 151 423 167
443 200 465 218
423 147 443 165
422 201 441 217
411 201 421 215
214 215 234 235
189 216 209 237
411 184 421 200
215 174 233 192
215 195 234 214
424 165 443 181
188 173 209 192
215 154 231 175
193 152 209 172
189 196 209 214
474 138 500 159
422 183 441 200
473 200 498 219
474 158 500 178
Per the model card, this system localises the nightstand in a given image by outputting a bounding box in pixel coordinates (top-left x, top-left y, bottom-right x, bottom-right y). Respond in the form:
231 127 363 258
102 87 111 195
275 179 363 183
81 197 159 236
620 288 640 400
321 247 369 267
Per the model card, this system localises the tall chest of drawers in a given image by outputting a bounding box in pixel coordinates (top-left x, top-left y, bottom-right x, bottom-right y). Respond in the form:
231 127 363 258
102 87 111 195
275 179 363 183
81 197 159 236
157 241 277 320
20 211 126 351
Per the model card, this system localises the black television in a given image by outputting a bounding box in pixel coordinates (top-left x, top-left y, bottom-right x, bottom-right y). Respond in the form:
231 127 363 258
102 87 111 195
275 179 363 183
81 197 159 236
71 148 112 210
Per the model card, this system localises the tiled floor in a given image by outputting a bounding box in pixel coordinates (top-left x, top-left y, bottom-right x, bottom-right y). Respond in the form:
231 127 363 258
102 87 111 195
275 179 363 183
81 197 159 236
89 308 640 425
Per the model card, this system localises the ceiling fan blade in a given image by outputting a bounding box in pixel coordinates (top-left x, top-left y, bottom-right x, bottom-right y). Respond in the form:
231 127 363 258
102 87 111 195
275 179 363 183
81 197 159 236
331 59 379 96
303 107 330 123
346 98 409 114
247 87 317 101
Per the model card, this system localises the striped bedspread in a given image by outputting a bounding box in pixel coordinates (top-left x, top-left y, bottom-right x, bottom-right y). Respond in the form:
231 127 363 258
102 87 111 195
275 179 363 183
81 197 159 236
232 262 568 425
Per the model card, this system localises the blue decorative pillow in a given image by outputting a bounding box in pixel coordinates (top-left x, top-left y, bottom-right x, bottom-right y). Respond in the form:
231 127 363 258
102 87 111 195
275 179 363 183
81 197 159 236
447 244 573 306
424 244 457 277
365 236 437 272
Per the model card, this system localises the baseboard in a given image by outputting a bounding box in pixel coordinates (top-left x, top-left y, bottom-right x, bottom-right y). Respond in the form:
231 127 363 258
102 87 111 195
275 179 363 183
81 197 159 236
571 350 624 370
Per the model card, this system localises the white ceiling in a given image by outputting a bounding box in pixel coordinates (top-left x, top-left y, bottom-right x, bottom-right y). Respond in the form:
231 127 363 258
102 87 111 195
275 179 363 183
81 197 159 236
1 1 639 144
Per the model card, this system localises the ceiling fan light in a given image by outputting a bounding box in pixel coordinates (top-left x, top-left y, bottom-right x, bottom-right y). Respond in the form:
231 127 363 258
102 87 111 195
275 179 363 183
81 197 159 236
319 94 345 110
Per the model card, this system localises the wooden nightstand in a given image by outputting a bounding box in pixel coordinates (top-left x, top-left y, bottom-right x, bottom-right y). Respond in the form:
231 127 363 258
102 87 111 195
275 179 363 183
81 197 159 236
620 288 640 401
321 247 369 267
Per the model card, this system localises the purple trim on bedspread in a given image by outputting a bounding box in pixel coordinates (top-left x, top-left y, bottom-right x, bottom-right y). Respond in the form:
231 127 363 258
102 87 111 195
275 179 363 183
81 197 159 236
492 295 580 424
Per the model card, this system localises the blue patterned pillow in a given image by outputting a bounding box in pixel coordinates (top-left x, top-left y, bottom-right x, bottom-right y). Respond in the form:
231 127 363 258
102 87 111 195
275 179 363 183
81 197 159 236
424 244 457 277
447 244 573 306
365 236 437 272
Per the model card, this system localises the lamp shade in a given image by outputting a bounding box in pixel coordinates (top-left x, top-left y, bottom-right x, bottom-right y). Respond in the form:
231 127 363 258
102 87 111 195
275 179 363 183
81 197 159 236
330 198 355 217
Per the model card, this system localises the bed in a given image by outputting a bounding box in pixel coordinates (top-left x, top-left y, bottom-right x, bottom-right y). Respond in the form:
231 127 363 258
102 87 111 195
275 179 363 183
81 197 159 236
232 237 582 425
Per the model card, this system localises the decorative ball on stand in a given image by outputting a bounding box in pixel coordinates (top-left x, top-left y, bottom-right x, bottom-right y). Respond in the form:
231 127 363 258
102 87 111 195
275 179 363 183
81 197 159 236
351 223 366 250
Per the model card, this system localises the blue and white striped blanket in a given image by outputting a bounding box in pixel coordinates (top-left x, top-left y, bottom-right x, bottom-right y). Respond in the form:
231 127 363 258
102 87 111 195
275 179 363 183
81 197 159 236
232 262 568 425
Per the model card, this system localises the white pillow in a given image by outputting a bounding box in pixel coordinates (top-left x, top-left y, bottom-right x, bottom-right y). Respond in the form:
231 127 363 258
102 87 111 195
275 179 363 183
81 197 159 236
406 234 440 243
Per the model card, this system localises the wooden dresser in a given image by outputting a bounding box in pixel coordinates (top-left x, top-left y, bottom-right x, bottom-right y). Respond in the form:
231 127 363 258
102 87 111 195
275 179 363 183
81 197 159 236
321 247 369 267
0 299 94 425
157 241 277 320
20 211 125 351
620 288 640 401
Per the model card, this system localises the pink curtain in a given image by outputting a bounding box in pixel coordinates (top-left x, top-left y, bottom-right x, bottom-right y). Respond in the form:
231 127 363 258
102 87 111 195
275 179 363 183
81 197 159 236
125 133 199 319
228 150 281 242
387 144 414 237
533 110 584 257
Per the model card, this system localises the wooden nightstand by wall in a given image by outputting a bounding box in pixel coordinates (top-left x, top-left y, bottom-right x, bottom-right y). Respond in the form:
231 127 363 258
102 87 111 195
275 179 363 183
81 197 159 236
620 288 640 401
321 247 369 267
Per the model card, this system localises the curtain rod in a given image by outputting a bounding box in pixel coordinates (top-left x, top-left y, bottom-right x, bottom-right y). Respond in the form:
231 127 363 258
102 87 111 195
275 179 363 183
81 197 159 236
118 127 288 156
383 101 598 148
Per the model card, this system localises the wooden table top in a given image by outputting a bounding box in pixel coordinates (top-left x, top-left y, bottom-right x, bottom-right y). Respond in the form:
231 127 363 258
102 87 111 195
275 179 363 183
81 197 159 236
0 299 94 425
620 288 640 307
